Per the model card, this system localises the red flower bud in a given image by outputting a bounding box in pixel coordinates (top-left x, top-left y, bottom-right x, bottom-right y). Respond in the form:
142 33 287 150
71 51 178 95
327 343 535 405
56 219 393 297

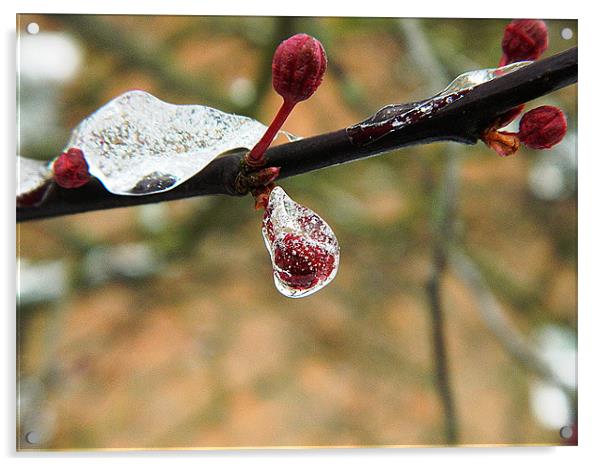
272 233 336 290
500 19 548 66
52 148 91 188
245 33 328 168
272 33 327 104
519 106 567 149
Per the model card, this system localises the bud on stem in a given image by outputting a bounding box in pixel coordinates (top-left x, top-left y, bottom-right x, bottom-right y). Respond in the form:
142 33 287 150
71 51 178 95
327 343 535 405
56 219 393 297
499 19 548 66
519 105 567 149
481 105 567 156
244 33 327 168
244 100 296 167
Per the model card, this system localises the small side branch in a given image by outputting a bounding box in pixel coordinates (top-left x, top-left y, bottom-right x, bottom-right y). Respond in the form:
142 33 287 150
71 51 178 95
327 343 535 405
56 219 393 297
426 258 459 444
17 48 577 222
450 249 576 403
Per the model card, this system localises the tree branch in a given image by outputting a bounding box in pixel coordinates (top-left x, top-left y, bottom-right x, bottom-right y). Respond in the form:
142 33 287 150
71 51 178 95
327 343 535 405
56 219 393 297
17 47 577 222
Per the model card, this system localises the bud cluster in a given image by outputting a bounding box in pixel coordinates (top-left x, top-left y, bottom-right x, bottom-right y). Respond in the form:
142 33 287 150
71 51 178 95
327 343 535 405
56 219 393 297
482 105 567 157
482 19 567 156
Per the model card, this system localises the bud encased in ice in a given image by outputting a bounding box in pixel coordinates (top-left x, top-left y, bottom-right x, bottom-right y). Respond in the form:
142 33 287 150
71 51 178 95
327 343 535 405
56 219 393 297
52 148 91 189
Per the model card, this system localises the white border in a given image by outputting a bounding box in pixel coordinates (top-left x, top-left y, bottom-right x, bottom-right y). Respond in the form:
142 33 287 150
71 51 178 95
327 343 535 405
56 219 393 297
5 0 583 18
3 1 600 465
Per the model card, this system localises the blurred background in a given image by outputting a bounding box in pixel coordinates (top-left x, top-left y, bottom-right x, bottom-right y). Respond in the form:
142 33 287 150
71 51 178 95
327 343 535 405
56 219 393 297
16 15 577 449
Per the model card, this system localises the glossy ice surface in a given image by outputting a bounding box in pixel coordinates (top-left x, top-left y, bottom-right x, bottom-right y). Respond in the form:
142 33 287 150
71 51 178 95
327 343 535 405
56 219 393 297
17 156 52 203
435 61 533 97
65 90 269 195
262 187 340 298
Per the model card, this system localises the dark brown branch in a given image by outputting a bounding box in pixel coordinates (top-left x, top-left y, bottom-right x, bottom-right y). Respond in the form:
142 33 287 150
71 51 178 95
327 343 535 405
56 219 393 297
18 47 577 222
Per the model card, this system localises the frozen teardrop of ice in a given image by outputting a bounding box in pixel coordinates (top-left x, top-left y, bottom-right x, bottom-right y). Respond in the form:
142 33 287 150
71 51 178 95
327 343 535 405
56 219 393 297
65 90 270 196
262 187 339 298
436 61 533 97
17 156 52 206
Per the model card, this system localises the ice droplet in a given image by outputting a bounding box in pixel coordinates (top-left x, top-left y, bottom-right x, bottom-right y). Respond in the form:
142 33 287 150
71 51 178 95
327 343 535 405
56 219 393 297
262 187 339 298
17 156 52 206
65 90 269 195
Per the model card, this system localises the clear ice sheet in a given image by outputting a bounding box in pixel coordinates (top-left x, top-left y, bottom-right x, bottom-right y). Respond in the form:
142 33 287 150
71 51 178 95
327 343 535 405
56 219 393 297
348 61 534 146
436 61 533 97
17 155 52 198
262 187 340 298
65 90 270 195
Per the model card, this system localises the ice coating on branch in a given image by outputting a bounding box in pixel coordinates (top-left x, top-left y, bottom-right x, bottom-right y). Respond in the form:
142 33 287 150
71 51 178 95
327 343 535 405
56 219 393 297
281 130 304 142
262 187 339 298
17 156 52 205
348 61 534 146
436 61 533 97
65 91 270 195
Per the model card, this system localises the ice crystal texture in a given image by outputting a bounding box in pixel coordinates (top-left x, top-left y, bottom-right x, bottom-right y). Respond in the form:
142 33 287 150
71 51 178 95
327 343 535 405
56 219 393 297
65 90 269 195
17 156 52 199
262 187 339 298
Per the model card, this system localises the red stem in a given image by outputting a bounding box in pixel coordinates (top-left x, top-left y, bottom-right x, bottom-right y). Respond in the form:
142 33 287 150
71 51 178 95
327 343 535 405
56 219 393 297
246 99 296 165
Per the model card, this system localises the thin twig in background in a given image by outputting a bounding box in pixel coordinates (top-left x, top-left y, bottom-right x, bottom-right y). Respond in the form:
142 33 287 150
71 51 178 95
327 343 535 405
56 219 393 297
400 18 460 444
449 249 576 406
401 19 578 442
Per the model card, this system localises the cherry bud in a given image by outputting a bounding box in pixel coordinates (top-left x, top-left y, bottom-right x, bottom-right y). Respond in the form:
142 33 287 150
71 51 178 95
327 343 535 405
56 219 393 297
500 19 548 66
272 33 327 104
519 106 567 149
245 33 327 168
52 148 91 188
